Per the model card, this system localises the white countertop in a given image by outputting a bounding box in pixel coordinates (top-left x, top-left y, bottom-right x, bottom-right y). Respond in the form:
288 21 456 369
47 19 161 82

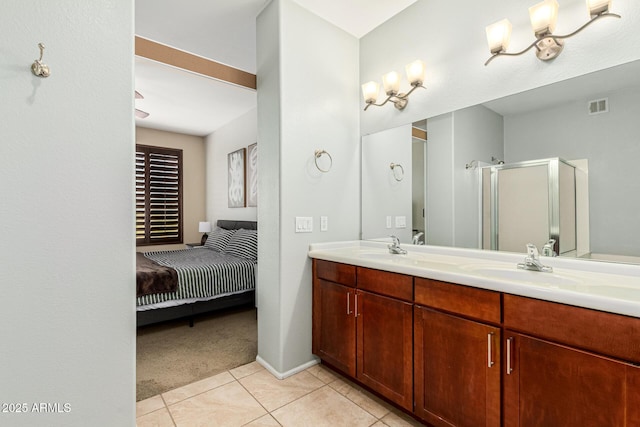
308 240 640 319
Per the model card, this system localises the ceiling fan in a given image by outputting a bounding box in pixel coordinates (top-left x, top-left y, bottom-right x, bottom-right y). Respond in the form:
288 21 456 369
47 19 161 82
135 90 149 119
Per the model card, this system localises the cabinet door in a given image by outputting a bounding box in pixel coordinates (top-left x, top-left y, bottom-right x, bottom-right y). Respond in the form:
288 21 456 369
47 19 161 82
356 290 413 411
414 307 500 427
504 331 639 427
312 279 356 376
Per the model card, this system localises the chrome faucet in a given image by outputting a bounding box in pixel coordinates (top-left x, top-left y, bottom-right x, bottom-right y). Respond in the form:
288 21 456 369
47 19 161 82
517 243 553 272
542 239 557 257
412 232 424 245
388 235 407 255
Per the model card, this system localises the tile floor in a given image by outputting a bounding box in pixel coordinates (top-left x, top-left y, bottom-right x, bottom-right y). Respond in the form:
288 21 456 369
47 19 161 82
136 361 425 426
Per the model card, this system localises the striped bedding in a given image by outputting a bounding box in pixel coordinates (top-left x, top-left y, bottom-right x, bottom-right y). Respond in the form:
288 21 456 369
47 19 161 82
136 247 255 309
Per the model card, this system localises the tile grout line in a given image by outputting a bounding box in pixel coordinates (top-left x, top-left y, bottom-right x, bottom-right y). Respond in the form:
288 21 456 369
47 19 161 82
278 366 391 423
160 393 178 427
139 364 399 426
235 375 283 426
317 368 393 422
160 372 237 407
138 367 259 421
326 379 392 421
236 368 347 420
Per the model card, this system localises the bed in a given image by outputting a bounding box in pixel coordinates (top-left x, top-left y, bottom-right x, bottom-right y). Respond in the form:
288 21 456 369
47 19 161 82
136 220 257 327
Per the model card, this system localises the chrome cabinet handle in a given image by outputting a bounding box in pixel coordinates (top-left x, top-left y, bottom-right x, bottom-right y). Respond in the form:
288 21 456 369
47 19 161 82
355 293 359 317
347 292 351 316
487 332 495 368
506 337 514 375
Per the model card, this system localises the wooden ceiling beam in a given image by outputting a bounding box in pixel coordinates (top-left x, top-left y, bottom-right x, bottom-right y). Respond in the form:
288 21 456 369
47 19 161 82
135 36 256 90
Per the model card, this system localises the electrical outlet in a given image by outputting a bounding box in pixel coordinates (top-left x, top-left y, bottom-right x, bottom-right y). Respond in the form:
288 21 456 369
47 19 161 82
320 216 328 232
395 216 407 228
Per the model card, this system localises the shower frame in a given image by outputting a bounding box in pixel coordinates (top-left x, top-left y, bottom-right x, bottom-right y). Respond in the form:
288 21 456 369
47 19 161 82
484 157 578 255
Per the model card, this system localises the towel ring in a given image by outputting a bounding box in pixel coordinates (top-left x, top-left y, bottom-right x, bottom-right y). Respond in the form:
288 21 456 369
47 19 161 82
314 149 333 173
465 159 478 170
390 163 404 181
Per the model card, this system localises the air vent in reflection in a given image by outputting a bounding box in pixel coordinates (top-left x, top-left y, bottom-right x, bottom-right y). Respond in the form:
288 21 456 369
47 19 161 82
588 98 608 115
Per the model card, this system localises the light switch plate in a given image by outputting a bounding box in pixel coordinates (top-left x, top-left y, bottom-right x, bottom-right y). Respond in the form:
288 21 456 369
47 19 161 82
386 216 392 229
395 216 407 228
295 217 313 233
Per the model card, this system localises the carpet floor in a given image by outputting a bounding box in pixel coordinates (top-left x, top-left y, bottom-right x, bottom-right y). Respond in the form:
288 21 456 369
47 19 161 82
136 306 257 401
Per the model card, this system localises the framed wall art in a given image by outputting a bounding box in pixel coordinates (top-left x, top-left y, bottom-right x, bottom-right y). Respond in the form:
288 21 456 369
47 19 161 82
228 148 246 208
247 143 257 207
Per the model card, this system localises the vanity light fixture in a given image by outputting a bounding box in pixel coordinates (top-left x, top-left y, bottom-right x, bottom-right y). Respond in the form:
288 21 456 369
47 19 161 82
362 60 426 111
484 0 620 66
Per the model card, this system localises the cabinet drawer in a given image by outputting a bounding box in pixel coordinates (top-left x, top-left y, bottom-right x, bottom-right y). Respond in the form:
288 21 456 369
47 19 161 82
504 294 640 364
414 278 501 324
357 267 413 302
314 260 356 287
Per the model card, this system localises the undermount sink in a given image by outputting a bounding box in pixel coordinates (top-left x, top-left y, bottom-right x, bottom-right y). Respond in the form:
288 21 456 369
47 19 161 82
461 265 582 287
358 252 398 260
358 251 459 268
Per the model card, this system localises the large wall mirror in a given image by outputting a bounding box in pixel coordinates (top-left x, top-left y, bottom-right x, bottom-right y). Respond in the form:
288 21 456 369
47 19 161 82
362 59 640 264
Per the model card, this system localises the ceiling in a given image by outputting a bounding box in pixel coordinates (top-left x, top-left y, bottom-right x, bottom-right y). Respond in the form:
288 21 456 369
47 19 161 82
134 0 417 136
483 60 640 116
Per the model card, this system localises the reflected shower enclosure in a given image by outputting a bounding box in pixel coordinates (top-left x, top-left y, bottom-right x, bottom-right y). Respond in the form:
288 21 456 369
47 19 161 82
482 158 589 257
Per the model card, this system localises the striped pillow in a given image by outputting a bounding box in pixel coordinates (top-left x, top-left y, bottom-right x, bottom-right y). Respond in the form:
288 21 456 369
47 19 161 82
204 227 236 252
224 229 258 261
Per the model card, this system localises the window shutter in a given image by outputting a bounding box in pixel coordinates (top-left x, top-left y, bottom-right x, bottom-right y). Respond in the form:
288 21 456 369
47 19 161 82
135 150 147 241
136 145 183 245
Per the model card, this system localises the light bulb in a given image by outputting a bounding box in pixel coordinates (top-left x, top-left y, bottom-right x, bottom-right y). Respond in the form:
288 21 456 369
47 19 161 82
405 60 426 86
587 0 611 16
486 19 513 54
382 71 401 96
529 0 559 37
361 81 380 104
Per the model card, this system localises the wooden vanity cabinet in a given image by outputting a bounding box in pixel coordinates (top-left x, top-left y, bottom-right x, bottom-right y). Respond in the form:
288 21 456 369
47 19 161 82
503 332 640 427
503 295 640 427
414 278 501 427
312 260 357 376
313 257 640 426
356 267 414 411
312 260 414 411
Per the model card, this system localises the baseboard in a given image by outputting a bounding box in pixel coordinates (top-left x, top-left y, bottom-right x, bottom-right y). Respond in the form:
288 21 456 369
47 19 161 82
256 355 319 380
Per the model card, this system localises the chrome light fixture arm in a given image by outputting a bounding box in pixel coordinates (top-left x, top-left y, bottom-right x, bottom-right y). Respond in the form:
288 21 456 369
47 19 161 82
551 11 620 40
364 82 425 111
484 11 620 66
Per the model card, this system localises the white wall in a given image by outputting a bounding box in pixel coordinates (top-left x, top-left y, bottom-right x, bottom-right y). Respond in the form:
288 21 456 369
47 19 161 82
426 113 455 246
205 108 258 225
256 0 283 371
257 0 360 376
361 125 412 242
0 2 134 427
453 105 504 248
425 105 503 248
360 0 640 136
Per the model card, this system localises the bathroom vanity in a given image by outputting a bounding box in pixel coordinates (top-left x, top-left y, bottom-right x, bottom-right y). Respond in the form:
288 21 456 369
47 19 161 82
309 241 640 427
